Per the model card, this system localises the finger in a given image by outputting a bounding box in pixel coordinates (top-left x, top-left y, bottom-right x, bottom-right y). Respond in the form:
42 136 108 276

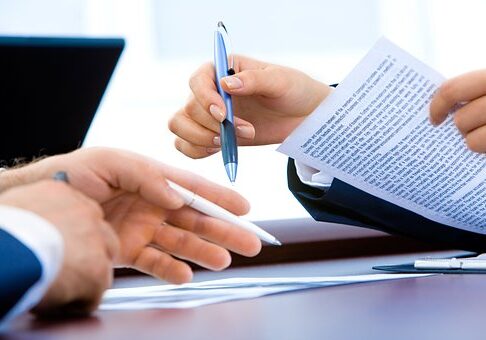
234 117 256 141
161 165 251 216
174 138 220 159
173 136 256 158
75 259 113 314
183 101 256 142
465 125 486 153
184 96 221 133
220 67 289 98
67 256 113 315
133 246 193 284
153 223 232 271
453 96 486 135
430 70 486 125
173 102 255 147
95 150 185 210
232 54 270 73
97 220 121 260
168 112 219 147
34 277 108 316
167 206 262 257
189 63 227 122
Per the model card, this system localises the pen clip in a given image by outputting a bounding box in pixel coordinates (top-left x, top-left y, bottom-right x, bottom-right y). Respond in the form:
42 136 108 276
217 21 234 74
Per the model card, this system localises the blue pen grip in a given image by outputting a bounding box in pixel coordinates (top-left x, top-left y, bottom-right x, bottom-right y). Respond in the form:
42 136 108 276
217 78 237 164
221 119 238 165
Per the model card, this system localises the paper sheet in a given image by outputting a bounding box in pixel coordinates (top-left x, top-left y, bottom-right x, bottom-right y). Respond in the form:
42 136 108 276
278 37 486 234
100 273 430 310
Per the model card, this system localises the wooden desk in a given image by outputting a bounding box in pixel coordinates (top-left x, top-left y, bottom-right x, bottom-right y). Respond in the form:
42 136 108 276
6 251 484 340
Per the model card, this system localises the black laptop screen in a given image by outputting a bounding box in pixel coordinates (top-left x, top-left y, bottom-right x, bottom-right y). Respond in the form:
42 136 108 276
0 36 124 165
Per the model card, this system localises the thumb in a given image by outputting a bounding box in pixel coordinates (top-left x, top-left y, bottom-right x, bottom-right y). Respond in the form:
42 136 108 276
220 68 286 98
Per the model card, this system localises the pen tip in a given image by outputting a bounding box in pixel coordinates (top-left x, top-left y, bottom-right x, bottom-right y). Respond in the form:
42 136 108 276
225 162 237 183
273 239 282 246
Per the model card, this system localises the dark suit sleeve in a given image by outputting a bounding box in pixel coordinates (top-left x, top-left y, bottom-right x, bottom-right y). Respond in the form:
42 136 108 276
287 158 486 252
0 229 42 321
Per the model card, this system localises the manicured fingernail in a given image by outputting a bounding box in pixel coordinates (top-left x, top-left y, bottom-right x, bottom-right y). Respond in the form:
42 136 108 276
223 76 243 90
236 125 255 139
206 147 220 154
209 104 225 122
213 136 221 146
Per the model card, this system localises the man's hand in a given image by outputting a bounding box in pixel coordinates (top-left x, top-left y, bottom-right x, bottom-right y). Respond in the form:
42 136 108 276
2 148 262 284
430 69 486 152
169 56 331 158
0 180 119 315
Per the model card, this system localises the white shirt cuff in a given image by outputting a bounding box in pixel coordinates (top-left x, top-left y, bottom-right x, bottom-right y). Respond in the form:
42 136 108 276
294 161 334 189
0 205 63 326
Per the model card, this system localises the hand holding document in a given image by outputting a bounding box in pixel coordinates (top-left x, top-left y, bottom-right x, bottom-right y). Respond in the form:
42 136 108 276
100 273 430 310
279 38 486 234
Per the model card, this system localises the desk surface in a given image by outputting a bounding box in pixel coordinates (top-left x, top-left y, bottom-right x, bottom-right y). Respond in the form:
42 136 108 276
7 251 485 340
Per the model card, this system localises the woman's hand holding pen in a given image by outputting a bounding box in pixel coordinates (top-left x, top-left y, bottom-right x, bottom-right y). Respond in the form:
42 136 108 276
169 56 331 158
430 69 486 153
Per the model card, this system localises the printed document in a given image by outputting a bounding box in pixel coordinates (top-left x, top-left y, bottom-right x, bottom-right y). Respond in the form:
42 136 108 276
278 38 486 234
100 273 429 310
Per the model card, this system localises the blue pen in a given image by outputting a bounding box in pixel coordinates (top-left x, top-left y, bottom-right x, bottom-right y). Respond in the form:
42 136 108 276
214 21 238 183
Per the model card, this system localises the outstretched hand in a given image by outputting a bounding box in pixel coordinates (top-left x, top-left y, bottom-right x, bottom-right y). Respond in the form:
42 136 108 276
5 148 262 283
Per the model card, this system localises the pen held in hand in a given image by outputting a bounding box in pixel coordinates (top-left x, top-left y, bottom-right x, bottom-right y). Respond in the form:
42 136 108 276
168 180 282 246
214 21 238 183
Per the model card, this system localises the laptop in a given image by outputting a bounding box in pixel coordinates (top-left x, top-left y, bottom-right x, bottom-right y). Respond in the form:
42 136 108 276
0 36 125 165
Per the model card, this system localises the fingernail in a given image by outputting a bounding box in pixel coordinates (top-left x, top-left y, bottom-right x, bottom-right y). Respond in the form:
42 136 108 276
223 76 243 90
429 117 439 126
206 147 220 154
209 104 225 122
236 125 255 139
213 136 221 146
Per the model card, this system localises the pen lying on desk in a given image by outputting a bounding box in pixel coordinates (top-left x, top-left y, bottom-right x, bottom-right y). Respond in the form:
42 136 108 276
168 180 282 246
415 254 486 270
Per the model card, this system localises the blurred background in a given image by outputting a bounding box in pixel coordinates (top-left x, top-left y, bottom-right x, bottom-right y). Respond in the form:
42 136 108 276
1 0 485 221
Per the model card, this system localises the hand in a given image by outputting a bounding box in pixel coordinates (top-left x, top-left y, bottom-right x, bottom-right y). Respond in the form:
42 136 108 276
4 148 262 283
169 56 331 158
430 69 486 152
0 181 119 315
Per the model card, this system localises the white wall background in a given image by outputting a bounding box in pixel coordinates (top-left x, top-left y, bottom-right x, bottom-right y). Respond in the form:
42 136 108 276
1 0 485 220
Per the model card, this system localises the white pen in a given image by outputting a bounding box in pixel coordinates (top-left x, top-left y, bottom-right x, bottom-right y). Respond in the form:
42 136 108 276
414 255 486 270
168 181 282 246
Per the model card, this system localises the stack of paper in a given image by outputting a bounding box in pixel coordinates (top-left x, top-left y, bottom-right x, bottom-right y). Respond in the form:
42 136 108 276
100 273 429 310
